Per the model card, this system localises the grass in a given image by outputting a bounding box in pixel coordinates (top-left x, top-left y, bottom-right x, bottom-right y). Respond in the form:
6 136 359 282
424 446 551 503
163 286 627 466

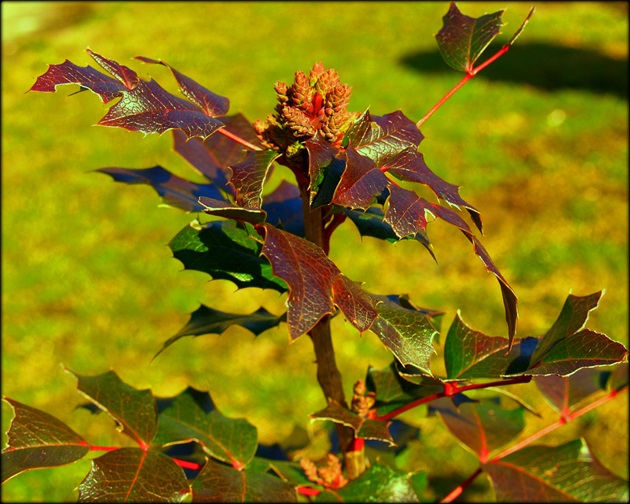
2 1 628 502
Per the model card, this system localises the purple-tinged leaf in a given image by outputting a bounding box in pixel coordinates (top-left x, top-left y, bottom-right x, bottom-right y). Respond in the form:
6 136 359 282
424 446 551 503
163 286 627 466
1 398 89 484
332 146 389 209
29 59 125 103
153 388 258 468
77 447 190 502
436 3 504 73
87 48 139 89
67 369 157 447
384 184 432 239
534 368 609 415
199 196 267 223
332 463 421 502
384 146 482 232
261 180 304 236
135 56 229 116
259 224 340 340
434 396 525 461
429 202 518 349
346 110 422 166
484 439 629 502
173 114 261 191
154 305 285 359
191 458 297 502
331 274 378 332
608 363 629 391
306 132 341 201
229 149 281 209
97 78 224 140
169 220 287 293
97 165 224 212
310 401 394 446
444 313 538 379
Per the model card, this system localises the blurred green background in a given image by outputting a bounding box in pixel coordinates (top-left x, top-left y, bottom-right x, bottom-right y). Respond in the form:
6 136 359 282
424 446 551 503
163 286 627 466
2 1 627 501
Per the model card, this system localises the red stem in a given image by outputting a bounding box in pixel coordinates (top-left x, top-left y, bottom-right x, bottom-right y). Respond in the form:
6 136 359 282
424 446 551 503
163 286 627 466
88 444 204 471
217 127 263 151
374 376 532 422
440 467 483 503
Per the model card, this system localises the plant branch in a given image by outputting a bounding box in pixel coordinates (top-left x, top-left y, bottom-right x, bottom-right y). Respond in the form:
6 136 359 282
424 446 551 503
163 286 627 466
217 127 263 151
440 467 483 503
374 376 532 422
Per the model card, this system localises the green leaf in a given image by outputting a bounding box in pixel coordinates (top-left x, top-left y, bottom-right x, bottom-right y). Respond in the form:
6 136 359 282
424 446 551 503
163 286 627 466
68 369 157 447
433 396 526 460
484 439 629 502
96 165 225 212
199 196 267 223
77 447 190 502
310 401 394 446
154 387 258 469
155 305 286 359
435 3 504 73
191 458 297 502
169 220 287 293
326 463 421 502
230 149 281 209
1 398 89 484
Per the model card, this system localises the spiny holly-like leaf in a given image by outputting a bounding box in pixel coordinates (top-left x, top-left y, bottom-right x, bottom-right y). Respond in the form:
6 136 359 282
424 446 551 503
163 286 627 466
484 439 629 502
169 220 287 293
436 3 504 73
327 463 421 502
332 146 389 209
310 401 394 446
230 149 281 209
534 368 609 415
383 146 482 232
199 196 267 223
345 110 422 167
191 457 297 502
262 180 304 236
154 305 285 359
433 396 526 461
173 113 262 192
67 369 157 447
29 49 225 141
97 165 225 212
135 56 229 117
153 388 258 469
527 292 628 376
259 224 340 340
77 447 190 502
306 132 341 202
1 398 89 484
444 313 539 379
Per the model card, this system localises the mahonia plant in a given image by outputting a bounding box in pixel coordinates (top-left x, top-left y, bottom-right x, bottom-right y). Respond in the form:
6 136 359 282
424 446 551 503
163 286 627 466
3 3 628 502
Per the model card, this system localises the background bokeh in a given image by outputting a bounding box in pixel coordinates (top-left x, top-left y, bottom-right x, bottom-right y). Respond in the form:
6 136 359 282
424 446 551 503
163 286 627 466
2 2 628 501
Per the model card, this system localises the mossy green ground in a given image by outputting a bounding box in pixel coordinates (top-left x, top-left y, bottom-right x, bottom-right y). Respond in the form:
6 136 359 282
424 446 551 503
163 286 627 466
2 2 628 502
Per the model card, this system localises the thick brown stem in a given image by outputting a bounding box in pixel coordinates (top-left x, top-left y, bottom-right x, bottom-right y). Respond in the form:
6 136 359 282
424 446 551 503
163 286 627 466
300 186 362 476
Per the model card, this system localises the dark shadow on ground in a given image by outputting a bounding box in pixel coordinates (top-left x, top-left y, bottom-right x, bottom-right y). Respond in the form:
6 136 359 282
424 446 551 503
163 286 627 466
400 42 628 100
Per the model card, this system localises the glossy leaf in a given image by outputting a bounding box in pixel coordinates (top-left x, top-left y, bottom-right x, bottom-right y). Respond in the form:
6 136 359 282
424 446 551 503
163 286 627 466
310 401 394 446
332 146 389 209
433 396 526 461
169 220 287 293
77 447 190 502
436 3 504 73
306 132 341 201
1 398 89 484
261 180 304 236
68 369 157 447
199 197 267 223
172 113 261 191
346 110 422 167
191 458 297 502
259 224 340 339
322 463 421 502
154 305 285 359
534 368 609 415
29 49 225 141
230 149 281 209
153 388 258 468
135 56 229 117
484 439 629 502
97 165 224 212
